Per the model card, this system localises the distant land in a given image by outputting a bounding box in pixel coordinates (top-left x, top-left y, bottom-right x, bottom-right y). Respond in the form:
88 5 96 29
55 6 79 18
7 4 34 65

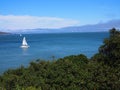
2 19 120 34
62 19 120 32
0 31 10 35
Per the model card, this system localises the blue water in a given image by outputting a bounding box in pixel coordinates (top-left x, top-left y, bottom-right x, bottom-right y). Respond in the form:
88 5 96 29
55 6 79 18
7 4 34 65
0 32 109 73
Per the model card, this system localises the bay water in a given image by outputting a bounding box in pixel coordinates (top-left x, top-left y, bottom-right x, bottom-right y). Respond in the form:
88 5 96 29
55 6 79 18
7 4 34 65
0 32 108 73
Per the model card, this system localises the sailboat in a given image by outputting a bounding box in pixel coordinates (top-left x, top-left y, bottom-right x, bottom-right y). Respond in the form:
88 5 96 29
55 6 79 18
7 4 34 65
20 34 22 36
21 37 29 48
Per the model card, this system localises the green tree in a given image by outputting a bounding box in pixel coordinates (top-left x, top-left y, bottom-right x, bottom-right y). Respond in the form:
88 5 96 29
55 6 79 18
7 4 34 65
99 28 120 66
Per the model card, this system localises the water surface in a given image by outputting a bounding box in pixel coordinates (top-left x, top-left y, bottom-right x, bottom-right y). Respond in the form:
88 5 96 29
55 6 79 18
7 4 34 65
0 32 109 73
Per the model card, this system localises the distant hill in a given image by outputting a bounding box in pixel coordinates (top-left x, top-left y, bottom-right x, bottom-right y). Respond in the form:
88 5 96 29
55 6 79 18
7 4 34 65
25 19 120 33
0 31 10 34
61 19 120 32
3 19 120 33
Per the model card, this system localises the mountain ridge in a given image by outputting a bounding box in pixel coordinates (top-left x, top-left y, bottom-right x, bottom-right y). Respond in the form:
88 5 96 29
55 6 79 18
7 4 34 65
2 19 120 33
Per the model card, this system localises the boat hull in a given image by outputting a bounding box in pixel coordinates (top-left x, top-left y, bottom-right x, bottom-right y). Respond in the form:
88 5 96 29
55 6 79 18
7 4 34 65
21 45 29 48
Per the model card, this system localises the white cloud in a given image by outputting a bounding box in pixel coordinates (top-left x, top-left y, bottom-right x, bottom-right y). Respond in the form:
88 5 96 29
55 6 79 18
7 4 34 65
0 15 80 30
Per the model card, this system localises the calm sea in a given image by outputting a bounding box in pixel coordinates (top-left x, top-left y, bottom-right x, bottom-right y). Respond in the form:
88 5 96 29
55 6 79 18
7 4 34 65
0 32 109 73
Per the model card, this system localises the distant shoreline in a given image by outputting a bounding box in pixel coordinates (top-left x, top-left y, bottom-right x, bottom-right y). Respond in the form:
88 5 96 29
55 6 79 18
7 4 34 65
0 31 10 35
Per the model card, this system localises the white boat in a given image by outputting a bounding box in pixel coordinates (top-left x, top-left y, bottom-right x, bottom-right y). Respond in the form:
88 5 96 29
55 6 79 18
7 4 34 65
21 37 29 48
20 34 22 36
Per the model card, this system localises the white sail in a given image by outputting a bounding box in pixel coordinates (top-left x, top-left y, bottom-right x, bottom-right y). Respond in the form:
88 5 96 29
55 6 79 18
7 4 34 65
21 37 29 48
22 37 28 46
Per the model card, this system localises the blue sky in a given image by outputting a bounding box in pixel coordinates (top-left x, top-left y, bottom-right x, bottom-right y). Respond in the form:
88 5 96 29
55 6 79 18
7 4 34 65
0 0 120 30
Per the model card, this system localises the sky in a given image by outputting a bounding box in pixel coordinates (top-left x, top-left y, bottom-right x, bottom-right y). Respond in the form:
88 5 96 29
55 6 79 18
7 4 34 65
0 0 120 30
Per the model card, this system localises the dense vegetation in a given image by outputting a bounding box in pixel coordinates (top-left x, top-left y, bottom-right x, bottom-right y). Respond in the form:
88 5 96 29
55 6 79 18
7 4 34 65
0 28 120 90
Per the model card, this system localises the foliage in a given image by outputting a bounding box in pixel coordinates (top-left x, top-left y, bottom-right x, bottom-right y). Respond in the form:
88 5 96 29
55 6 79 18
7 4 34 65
99 28 120 66
0 28 120 90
